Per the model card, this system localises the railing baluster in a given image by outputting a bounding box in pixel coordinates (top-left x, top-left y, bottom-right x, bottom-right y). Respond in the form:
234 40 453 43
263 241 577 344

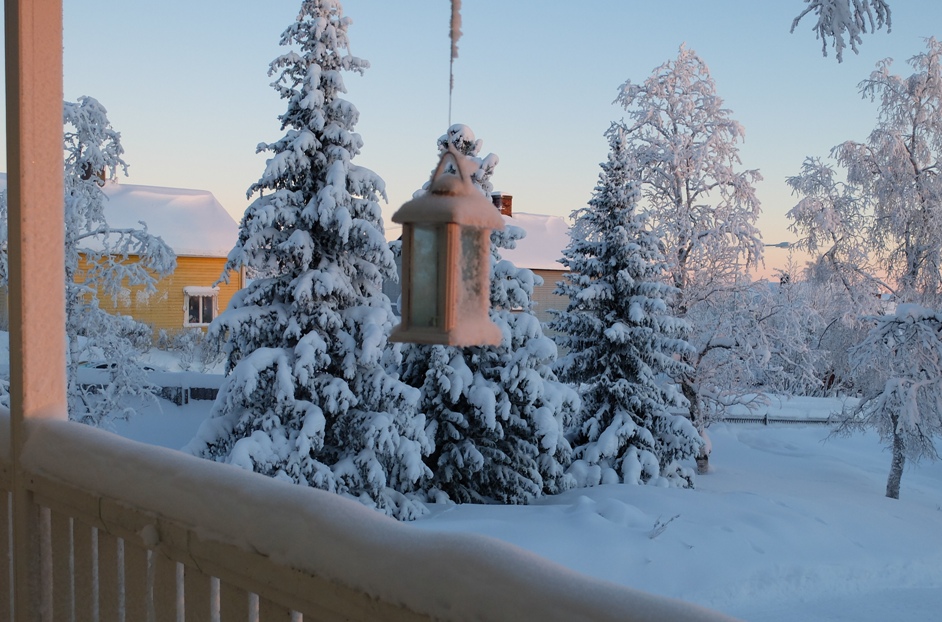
1 491 12 622
69 517 76 619
92 528 101 621
117 538 126 621
147 550 156 622
50 509 74 621
39 506 53 617
211 576 221 622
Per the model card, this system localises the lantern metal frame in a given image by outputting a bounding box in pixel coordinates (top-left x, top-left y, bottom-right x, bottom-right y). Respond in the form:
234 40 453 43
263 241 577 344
390 146 504 346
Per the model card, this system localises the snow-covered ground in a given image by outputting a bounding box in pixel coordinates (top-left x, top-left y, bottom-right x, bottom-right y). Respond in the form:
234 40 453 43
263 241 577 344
108 392 942 622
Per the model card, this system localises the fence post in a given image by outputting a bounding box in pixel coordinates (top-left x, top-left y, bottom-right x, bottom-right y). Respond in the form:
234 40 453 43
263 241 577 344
5 1 67 620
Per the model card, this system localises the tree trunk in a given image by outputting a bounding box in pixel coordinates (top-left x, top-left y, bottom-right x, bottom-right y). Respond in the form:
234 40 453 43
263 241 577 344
885 421 905 499
682 380 710 474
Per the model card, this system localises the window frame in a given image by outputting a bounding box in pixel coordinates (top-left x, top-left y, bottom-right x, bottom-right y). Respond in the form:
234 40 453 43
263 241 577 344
183 285 220 327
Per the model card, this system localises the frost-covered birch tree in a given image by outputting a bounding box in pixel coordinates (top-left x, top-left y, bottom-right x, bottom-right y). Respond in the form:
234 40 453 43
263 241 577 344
791 0 892 62
551 123 701 488
614 45 764 472
399 124 578 504
789 38 942 497
745 274 829 397
837 305 942 499
0 97 175 423
789 39 942 305
63 97 179 425
186 0 430 520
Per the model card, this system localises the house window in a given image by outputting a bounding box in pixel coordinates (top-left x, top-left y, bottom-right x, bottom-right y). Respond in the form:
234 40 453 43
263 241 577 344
183 286 219 327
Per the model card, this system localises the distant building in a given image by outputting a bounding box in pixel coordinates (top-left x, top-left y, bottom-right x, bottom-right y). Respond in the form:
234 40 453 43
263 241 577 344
491 193 571 326
0 176 244 334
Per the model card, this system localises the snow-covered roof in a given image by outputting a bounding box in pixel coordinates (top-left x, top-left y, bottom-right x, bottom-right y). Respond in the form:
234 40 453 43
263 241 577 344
100 182 238 258
499 211 570 271
0 174 238 258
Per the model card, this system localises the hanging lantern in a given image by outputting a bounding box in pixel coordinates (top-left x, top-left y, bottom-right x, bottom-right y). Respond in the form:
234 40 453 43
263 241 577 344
390 146 504 346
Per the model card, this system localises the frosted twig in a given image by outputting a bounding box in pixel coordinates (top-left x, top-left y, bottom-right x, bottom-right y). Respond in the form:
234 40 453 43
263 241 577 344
648 514 680 539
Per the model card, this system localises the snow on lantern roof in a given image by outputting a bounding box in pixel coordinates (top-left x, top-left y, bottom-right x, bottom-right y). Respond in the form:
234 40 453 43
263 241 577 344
499 211 571 271
0 174 239 258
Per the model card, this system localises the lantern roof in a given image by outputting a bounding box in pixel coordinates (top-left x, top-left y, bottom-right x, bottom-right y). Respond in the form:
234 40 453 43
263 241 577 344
392 148 504 230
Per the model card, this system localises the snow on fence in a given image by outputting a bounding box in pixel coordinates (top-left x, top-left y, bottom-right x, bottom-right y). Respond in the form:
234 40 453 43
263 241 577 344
722 414 831 425
715 396 846 426
77 368 224 405
0 410 735 622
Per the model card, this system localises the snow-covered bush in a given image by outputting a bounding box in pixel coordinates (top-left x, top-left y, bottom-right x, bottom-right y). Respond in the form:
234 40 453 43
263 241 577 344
157 328 225 373
399 124 578 504
186 0 430 520
550 123 701 488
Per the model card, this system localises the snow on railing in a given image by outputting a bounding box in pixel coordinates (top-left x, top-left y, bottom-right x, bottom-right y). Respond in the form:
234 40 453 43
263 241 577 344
0 410 736 622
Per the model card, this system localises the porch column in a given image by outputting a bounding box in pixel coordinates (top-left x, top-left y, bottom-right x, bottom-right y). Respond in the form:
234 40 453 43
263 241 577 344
5 0 66 620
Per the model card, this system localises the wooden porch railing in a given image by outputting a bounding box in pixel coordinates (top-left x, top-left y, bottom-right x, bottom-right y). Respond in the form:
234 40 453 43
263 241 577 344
0 411 737 621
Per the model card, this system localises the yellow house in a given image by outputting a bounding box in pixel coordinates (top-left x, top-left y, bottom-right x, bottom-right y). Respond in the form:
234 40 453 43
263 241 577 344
0 175 244 334
86 181 244 333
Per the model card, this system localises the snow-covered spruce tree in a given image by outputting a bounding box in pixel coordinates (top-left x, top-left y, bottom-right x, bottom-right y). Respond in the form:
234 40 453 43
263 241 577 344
837 305 942 499
789 38 942 497
399 124 578 504
186 0 430 520
791 0 892 62
550 122 701 488
614 46 764 472
0 98 177 422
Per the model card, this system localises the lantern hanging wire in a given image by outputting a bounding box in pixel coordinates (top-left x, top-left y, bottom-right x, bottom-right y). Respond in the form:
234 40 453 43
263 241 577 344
448 0 462 127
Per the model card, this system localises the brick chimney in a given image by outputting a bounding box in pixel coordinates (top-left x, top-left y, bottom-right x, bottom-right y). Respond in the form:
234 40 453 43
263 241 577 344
491 192 512 217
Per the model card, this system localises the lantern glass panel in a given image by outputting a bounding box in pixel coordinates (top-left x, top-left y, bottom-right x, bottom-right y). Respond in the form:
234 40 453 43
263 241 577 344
409 224 440 328
459 227 487 316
